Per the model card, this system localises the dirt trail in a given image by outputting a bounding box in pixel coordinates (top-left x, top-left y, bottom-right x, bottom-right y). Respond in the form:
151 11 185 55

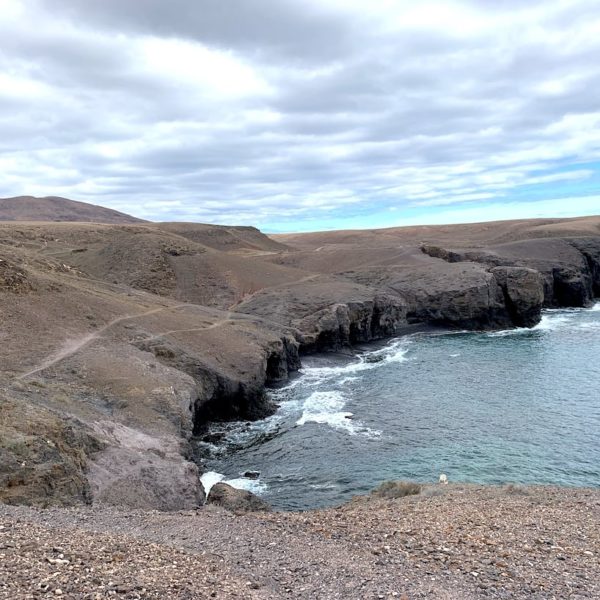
228 273 321 310
141 313 238 344
17 304 188 380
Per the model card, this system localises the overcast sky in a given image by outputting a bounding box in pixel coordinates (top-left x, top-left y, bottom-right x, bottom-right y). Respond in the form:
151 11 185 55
1 0 600 231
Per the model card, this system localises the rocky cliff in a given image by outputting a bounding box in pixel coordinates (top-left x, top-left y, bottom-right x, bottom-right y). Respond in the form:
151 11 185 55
1 215 599 511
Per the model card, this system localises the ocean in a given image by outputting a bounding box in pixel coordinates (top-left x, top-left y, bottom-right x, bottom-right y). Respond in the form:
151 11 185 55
198 304 600 510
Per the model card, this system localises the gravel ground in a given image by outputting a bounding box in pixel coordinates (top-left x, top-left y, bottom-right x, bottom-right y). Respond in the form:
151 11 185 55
1 484 599 599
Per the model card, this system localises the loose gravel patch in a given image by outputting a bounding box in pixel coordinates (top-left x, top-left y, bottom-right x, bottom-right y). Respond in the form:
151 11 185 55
1 484 599 599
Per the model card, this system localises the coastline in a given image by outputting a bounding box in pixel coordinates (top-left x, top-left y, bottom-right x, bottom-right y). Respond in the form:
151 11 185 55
1 218 600 513
197 302 600 511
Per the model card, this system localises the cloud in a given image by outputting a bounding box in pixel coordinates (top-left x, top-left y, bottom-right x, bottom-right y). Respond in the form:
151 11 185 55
0 0 599 229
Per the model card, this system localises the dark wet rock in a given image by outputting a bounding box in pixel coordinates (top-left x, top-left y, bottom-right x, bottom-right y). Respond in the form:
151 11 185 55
243 471 260 480
570 237 600 296
490 266 544 327
199 431 227 445
551 265 593 307
206 482 271 513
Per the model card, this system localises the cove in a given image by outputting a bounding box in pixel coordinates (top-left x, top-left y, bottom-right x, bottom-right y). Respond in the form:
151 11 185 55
197 304 600 510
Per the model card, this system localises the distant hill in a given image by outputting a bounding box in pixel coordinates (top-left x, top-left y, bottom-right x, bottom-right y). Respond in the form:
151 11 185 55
0 196 146 224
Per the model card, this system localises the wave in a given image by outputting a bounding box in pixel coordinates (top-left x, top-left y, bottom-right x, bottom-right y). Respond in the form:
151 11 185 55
295 390 381 437
485 308 593 337
534 313 572 330
200 471 225 494
296 341 410 383
577 322 600 330
200 470 267 495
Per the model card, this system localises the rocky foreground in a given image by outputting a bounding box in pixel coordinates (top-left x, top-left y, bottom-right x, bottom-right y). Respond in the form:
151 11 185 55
1 484 599 599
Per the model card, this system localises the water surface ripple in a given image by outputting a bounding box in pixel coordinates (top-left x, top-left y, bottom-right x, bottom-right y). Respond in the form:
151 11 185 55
199 305 600 510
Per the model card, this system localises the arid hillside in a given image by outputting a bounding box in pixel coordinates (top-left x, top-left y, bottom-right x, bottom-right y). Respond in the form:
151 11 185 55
0 196 145 224
1 203 599 513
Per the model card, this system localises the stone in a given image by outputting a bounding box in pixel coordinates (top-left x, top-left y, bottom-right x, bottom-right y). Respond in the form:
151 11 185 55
206 483 271 513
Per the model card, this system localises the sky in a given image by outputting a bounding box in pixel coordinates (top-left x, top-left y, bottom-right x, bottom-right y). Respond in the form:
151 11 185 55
1 0 600 232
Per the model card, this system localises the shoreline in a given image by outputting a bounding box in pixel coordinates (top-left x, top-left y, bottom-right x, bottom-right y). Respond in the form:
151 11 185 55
1 216 599 514
197 303 600 512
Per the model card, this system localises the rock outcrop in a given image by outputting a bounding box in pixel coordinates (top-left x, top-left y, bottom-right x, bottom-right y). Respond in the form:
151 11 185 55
135 331 301 429
294 294 408 353
421 236 600 316
490 266 545 327
206 482 271 513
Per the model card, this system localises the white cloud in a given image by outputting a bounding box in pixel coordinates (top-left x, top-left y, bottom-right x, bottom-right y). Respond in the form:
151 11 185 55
0 0 599 228
393 194 600 227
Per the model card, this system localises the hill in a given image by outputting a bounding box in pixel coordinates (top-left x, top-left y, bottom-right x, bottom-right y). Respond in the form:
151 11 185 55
0 196 145 224
0 214 598 515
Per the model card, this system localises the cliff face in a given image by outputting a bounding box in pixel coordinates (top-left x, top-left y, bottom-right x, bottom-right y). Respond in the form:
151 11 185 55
1 216 599 511
421 236 600 311
135 332 301 430
294 295 409 353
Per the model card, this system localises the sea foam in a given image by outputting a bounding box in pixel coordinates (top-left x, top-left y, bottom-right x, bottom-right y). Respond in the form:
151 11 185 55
295 390 381 436
200 470 267 495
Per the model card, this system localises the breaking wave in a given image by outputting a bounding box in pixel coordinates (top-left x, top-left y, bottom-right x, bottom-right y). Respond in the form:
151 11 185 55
200 470 267 496
295 390 381 437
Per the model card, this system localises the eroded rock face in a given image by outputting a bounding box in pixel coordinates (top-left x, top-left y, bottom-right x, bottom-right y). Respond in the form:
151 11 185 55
571 238 600 296
87 424 205 511
206 482 271 513
422 237 600 311
490 267 545 327
135 332 301 431
296 294 408 353
384 263 513 330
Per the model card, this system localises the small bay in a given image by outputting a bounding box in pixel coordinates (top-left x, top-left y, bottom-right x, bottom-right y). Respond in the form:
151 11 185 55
199 304 600 510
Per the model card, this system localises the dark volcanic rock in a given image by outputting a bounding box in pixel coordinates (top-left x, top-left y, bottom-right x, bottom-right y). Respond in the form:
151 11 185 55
206 482 271 513
384 262 513 330
551 265 594 307
490 266 544 327
422 237 600 311
570 237 600 296
135 333 301 432
296 294 408 353
237 279 409 354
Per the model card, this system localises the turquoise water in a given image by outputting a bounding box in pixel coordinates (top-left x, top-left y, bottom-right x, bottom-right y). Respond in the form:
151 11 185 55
199 304 600 510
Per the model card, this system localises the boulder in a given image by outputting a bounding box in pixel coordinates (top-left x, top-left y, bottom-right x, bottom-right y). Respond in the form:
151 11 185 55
206 482 271 513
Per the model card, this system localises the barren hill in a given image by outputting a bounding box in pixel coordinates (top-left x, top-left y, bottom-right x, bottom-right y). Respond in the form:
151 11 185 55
0 213 599 516
0 196 146 224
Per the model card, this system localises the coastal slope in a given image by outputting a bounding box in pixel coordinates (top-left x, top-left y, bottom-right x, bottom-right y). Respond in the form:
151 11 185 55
1 204 599 511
